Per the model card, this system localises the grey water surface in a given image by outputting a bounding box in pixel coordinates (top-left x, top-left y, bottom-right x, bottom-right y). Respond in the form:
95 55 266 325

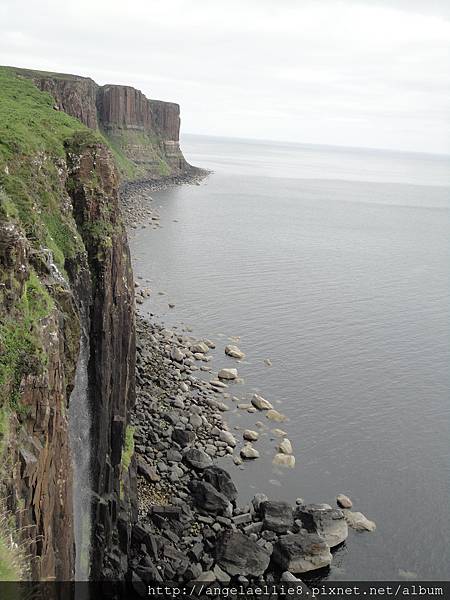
130 134 450 581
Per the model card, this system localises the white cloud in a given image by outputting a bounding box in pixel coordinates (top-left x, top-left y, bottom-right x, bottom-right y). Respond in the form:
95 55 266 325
1 0 449 153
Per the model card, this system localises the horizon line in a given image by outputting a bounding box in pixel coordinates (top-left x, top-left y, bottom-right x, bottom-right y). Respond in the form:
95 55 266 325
182 131 450 160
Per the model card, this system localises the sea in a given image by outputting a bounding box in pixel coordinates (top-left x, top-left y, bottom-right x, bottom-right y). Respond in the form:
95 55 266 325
129 133 450 581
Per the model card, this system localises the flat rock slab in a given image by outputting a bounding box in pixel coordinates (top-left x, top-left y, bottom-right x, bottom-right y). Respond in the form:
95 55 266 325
261 500 294 533
296 504 348 548
216 530 271 577
272 532 332 573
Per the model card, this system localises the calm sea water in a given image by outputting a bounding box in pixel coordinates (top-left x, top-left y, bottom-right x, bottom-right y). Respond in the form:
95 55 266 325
130 134 450 581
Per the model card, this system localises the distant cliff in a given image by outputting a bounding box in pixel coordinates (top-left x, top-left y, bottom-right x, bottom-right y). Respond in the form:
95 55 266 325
12 67 195 181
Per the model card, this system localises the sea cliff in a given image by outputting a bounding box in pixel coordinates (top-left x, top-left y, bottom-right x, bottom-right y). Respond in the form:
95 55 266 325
0 66 140 579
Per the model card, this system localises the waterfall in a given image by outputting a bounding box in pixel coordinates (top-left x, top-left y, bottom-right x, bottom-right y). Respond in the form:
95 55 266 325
69 328 92 581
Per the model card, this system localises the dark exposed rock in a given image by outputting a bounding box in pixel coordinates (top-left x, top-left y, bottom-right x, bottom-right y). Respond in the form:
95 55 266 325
183 447 213 470
172 428 196 447
261 501 294 533
216 530 271 577
272 533 332 573
295 504 348 548
190 480 230 515
202 466 238 502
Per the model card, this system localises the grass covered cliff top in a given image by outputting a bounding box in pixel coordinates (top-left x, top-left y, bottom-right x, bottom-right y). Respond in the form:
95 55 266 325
0 67 92 163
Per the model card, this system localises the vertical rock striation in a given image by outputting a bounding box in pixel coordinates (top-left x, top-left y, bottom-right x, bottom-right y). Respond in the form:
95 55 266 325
25 68 194 180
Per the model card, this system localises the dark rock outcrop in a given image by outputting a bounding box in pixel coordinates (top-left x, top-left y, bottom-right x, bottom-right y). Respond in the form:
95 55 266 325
65 134 137 578
272 533 332 573
203 466 238 502
295 504 348 548
216 530 271 577
261 500 294 533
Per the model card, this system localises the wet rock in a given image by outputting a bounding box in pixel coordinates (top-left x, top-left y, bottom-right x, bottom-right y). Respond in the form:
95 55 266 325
272 533 332 573
261 501 294 533
273 454 295 468
266 409 287 422
219 430 237 447
203 338 216 349
343 510 376 532
216 531 271 577
296 504 348 547
190 480 231 514
336 494 353 509
251 394 273 410
183 448 213 470
240 444 260 460
218 368 238 380
203 466 238 502
251 493 269 514
225 345 245 359
191 342 209 354
278 438 293 455
243 429 259 441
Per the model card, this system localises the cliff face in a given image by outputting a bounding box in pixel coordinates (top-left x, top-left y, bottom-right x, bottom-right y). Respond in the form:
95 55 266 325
0 68 136 580
22 68 192 181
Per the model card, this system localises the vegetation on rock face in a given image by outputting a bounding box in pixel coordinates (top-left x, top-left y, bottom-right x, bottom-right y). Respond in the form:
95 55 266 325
0 67 136 579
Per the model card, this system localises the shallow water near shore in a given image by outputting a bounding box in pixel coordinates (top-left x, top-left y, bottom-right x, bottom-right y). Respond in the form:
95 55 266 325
129 134 450 580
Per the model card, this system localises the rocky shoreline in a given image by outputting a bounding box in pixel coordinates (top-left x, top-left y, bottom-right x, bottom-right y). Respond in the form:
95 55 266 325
120 169 210 228
122 183 376 588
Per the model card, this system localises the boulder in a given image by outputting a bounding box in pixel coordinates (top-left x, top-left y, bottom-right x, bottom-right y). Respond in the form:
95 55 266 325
272 533 332 573
266 409 287 422
243 429 259 441
137 461 160 483
251 394 273 410
183 448 213 470
343 510 376 532
190 480 230 514
191 342 209 354
171 347 184 362
278 438 293 455
273 454 295 468
172 428 196 447
225 345 245 359
218 368 238 380
216 531 271 577
296 504 348 547
240 444 260 459
203 466 238 502
336 494 353 509
219 430 237 447
261 501 294 533
251 493 269 514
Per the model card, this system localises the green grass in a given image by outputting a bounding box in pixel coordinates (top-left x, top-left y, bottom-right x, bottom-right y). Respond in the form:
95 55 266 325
0 269 54 408
121 425 135 471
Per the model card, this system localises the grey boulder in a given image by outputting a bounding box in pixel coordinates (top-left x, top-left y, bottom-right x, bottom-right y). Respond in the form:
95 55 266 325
216 530 271 577
203 465 238 502
295 504 348 548
272 532 332 573
261 501 294 533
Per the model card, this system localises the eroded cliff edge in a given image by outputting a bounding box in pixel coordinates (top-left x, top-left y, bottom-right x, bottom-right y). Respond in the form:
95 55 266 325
12 66 196 182
0 67 137 579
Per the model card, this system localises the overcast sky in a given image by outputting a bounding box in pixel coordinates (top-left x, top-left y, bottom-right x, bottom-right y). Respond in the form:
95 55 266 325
1 0 449 154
